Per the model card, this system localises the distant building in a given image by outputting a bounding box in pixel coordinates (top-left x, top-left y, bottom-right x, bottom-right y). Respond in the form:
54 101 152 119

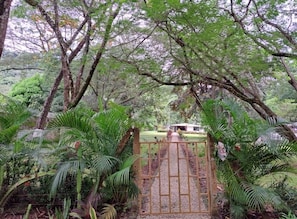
170 123 205 133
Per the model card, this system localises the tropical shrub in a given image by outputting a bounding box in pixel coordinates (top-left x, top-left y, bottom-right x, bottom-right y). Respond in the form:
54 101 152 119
200 98 297 218
47 104 139 217
271 176 297 215
9 74 45 109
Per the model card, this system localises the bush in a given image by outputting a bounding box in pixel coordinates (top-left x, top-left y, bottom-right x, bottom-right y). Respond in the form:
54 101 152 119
272 176 297 216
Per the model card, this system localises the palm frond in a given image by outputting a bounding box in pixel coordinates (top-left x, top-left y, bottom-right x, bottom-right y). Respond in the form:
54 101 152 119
48 110 93 134
0 95 31 129
230 203 245 219
119 154 139 169
219 162 247 205
127 180 140 199
100 203 117 219
243 183 266 211
106 155 138 187
0 125 19 144
91 154 118 174
50 160 85 196
93 107 131 142
242 183 286 212
51 162 72 196
107 167 131 186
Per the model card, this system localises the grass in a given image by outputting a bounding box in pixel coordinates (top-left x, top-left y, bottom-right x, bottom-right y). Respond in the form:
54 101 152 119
140 130 206 142
139 131 207 166
182 132 207 141
140 131 167 142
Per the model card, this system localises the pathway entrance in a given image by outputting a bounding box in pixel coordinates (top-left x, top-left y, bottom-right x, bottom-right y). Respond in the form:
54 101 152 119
135 133 216 219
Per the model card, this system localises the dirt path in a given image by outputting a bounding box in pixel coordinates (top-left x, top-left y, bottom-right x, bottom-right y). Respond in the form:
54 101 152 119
138 133 211 219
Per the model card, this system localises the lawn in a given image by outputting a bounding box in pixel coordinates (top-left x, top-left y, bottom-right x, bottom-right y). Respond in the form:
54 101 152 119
182 132 207 141
140 130 207 142
139 131 208 166
140 131 167 142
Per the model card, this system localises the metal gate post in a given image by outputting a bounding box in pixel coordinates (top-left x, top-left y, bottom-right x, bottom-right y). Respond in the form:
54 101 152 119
207 133 219 218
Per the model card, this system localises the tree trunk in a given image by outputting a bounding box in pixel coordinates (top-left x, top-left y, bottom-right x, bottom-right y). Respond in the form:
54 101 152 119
35 40 87 129
0 0 12 58
61 56 71 111
116 128 133 156
35 71 63 129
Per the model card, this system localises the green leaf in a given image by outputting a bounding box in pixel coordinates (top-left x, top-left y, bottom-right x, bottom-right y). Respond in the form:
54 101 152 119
89 206 97 219
23 204 32 219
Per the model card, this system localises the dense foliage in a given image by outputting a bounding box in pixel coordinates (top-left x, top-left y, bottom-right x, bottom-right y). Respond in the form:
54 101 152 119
201 98 297 218
0 0 297 218
0 98 138 218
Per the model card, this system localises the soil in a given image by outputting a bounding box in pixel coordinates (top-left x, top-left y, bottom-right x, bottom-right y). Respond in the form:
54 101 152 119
1 206 54 219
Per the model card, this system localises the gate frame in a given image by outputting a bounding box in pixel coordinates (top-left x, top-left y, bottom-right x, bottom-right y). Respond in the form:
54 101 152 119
133 129 218 217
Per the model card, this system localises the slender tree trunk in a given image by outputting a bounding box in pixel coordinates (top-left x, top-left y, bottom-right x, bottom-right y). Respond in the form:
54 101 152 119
36 71 63 129
281 58 297 92
69 4 121 109
35 42 86 129
116 128 133 156
61 56 71 111
0 0 12 58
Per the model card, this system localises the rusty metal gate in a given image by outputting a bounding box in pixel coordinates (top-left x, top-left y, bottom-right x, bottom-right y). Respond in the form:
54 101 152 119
135 134 217 216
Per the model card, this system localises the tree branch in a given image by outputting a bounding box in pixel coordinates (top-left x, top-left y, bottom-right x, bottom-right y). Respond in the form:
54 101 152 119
0 67 45 72
227 0 297 59
252 0 297 50
69 3 122 109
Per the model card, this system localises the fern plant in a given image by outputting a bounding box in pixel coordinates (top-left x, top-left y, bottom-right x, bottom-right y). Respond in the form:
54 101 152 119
201 98 297 218
0 95 54 211
280 212 297 219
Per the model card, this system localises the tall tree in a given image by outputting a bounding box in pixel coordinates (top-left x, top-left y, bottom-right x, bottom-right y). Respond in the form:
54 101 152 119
118 0 297 140
0 0 13 58
224 0 297 91
22 0 123 129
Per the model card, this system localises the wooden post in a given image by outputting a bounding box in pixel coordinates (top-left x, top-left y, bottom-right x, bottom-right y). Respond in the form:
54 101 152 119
133 128 141 210
207 133 219 218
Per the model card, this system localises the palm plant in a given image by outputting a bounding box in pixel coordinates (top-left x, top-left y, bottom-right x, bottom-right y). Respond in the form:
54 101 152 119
200 98 297 218
47 104 139 216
